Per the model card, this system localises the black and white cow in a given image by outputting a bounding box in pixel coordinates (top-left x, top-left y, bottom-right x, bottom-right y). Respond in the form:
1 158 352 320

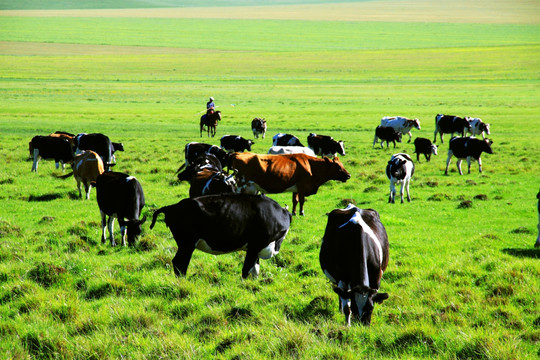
320 204 389 326
267 145 316 157
178 142 230 173
380 116 421 143
307 133 345 157
272 133 304 147
413 137 438 162
150 194 292 279
220 135 254 153
467 118 491 139
386 153 415 203
96 172 146 246
434 114 472 143
30 135 74 172
111 142 124 163
445 137 493 175
251 118 267 139
373 126 402 149
536 188 540 248
177 154 236 197
75 133 115 171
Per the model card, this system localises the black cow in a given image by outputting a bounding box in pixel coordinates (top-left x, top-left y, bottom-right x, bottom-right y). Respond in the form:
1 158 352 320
96 172 146 246
75 133 115 171
307 133 345 157
251 118 267 139
272 133 304 147
373 126 402 149
445 137 493 175
150 194 292 278
320 204 389 326
413 137 438 162
220 135 254 153
536 189 540 248
434 114 472 143
30 135 74 172
111 142 124 163
178 142 230 173
177 154 236 197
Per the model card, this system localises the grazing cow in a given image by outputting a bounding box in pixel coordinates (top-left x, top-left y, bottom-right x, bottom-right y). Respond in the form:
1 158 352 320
150 194 292 278
72 150 105 199
467 118 491 139
373 126 402 149
307 133 345 157
445 137 493 175
177 155 236 198
231 153 351 216
96 172 146 246
220 135 254 153
386 153 415 203
272 133 304 147
268 146 316 157
413 137 438 162
251 118 267 139
200 110 222 137
380 116 421 143
75 133 115 171
536 188 540 248
434 114 472 143
30 135 74 172
320 204 389 326
178 142 230 173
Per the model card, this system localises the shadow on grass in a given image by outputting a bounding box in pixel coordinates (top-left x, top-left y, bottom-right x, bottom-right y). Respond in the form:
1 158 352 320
502 248 540 259
28 193 64 202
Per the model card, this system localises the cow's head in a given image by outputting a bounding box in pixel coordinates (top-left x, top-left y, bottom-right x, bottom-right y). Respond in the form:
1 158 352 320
328 157 351 182
246 140 255 152
333 286 389 326
482 139 493 154
396 132 403 143
413 119 421 130
119 215 147 246
482 122 491 135
431 144 438 155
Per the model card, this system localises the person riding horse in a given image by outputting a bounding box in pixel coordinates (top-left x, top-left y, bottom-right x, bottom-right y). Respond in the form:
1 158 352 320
206 97 215 116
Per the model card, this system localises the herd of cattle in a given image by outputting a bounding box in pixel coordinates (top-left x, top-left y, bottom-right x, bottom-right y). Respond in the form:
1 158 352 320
27 113 539 325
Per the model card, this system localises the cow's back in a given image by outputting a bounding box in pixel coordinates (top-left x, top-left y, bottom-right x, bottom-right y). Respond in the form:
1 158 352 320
74 150 104 182
97 172 145 218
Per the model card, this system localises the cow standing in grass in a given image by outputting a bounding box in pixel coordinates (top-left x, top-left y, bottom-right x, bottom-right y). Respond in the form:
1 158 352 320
30 135 74 172
386 153 415 203
445 137 493 175
72 150 104 200
434 114 471 143
320 204 389 326
251 118 267 139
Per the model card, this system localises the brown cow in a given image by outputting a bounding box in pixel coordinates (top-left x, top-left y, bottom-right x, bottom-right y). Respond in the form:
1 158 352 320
231 153 351 216
73 150 105 199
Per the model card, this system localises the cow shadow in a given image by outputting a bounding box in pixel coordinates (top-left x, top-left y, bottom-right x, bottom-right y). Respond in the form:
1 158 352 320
502 248 540 259
27 191 79 202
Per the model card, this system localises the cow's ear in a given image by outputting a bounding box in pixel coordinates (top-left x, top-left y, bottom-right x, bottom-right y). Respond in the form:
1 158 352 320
372 293 389 304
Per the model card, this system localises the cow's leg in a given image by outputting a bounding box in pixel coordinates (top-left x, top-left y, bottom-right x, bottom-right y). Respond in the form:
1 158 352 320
536 212 540 248
107 216 116 246
440 132 444 144
120 225 127 246
76 178 83 199
426 153 431 162
456 159 463 175
399 181 405 203
100 211 107 244
466 157 472 174
405 179 411 202
85 182 91 200
389 180 395 203
444 151 452 175
433 129 438 143
372 135 378 148
407 131 412 143
242 247 260 279
172 242 196 276
298 194 306 216
477 157 482 173
292 192 298 216
32 149 40 172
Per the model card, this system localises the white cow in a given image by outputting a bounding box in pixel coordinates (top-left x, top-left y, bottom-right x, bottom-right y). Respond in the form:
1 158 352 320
385 153 415 203
467 118 491 139
380 116 421 143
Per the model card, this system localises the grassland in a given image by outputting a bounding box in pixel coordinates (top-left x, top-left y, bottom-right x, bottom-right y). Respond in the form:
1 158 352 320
0 1 539 358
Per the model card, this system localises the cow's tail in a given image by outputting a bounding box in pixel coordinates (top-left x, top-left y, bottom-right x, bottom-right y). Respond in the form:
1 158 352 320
150 206 169 230
55 171 74 179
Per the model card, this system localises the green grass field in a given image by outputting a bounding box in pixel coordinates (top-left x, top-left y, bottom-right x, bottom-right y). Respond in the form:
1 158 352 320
1 1 539 358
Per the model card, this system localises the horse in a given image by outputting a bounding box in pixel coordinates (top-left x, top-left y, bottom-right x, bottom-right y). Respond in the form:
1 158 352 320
200 111 222 137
